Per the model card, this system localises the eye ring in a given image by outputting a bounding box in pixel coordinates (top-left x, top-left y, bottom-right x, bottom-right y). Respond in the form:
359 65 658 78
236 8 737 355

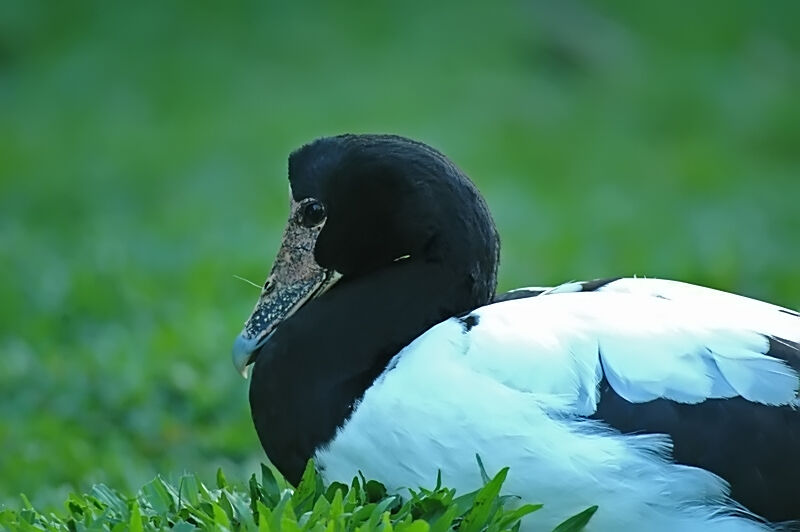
297 199 327 228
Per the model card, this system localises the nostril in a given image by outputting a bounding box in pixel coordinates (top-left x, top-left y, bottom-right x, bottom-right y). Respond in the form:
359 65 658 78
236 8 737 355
263 279 275 295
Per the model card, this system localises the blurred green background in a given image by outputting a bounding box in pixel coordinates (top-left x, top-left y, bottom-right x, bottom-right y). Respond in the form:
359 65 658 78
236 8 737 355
1 0 798 511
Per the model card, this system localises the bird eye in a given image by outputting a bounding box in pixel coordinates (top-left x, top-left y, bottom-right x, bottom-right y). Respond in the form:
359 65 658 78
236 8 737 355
298 199 327 228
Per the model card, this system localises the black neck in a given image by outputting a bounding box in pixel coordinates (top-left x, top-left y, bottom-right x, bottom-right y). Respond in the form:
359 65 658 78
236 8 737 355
249 258 489 483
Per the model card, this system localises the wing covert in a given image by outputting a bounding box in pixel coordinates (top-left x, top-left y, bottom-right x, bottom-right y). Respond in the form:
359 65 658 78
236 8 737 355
458 278 800 415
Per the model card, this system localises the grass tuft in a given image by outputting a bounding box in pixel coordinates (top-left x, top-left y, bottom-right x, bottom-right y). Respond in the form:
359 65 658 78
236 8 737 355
0 461 595 532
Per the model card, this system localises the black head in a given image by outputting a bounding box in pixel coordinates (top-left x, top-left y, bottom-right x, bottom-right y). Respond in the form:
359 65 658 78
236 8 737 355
288 134 499 282
232 134 499 374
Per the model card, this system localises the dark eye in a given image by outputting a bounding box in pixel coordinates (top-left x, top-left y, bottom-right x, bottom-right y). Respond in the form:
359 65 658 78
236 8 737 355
298 199 327 228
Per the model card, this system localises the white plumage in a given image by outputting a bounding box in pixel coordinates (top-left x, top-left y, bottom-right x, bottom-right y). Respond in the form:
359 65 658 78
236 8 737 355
315 278 799 531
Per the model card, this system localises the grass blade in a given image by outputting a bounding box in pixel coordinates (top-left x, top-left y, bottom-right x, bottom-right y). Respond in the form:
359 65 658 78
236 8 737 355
551 505 598 532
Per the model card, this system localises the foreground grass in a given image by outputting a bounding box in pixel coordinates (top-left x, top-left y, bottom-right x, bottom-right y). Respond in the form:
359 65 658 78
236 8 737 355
0 462 596 532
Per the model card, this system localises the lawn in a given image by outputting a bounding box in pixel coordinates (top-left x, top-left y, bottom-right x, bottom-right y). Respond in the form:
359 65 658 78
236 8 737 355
1 0 798 515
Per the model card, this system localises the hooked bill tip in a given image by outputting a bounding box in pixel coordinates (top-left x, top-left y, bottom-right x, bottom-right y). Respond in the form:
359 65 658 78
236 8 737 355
232 332 259 378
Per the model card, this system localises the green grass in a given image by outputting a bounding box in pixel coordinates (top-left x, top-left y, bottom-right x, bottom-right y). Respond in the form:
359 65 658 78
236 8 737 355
1 0 798 516
0 461 596 532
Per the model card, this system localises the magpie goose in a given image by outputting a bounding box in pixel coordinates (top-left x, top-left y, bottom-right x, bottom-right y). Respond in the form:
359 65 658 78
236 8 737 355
232 134 800 531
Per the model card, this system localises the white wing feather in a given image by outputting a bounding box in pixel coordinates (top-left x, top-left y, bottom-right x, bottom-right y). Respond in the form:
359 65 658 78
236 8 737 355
463 278 800 413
